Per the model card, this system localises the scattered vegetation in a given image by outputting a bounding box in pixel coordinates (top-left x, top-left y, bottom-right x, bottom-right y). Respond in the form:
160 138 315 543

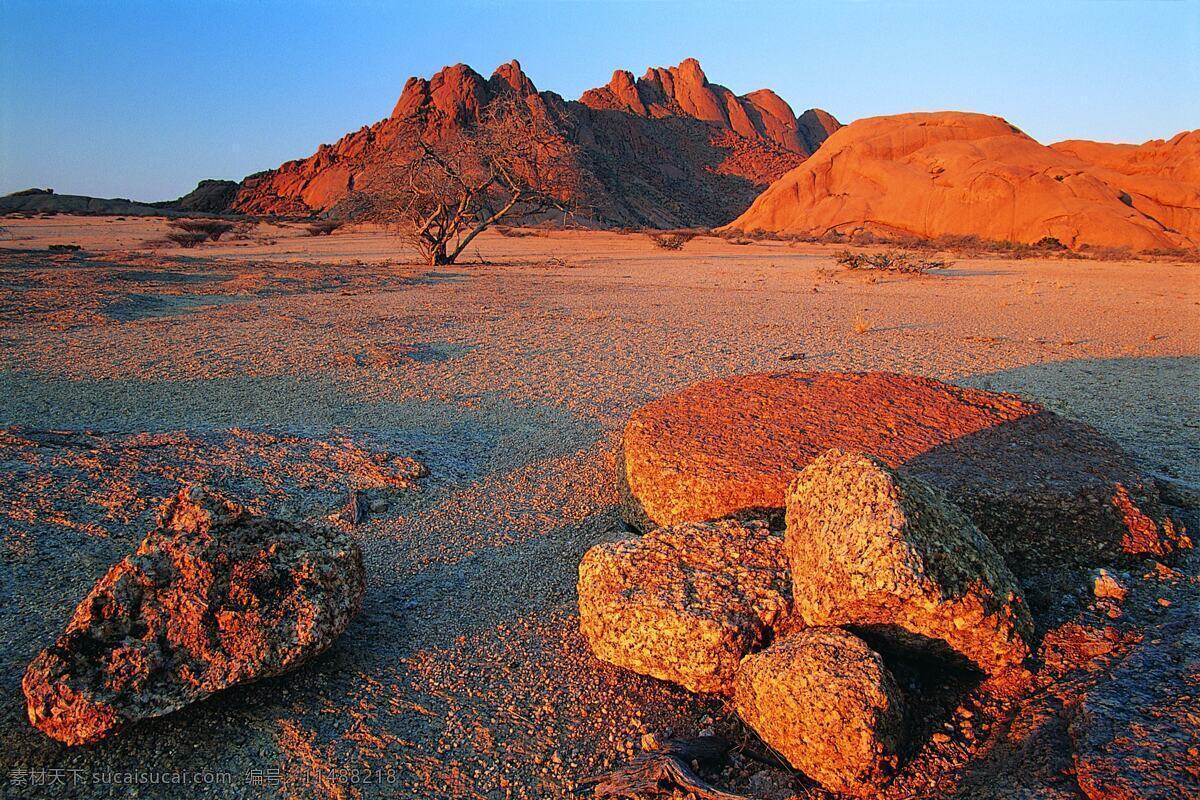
164 231 210 248
835 250 950 274
47 243 82 252
495 226 542 238
648 231 698 251
305 220 343 236
852 312 873 335
168 218 235 241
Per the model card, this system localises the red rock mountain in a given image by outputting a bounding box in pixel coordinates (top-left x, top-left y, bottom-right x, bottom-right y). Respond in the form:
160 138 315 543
724 112 1200 251
232 59 841 227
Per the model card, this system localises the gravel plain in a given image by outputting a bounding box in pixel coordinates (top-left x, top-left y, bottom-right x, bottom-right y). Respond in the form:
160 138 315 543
0 217 1196 799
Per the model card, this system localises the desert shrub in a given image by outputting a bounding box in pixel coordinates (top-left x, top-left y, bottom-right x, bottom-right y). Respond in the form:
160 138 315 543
494 226 540 238
834 249 949 274
165 231 209 248
168 218 235 241
648 231 698 250
227 220 259 240
1140 247 1200 263
47 243 82 252
1076 244 1133 261
305 220 343 236
1033 236 1067 251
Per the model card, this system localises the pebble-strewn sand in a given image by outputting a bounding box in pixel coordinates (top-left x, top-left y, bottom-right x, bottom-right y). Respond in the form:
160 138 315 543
0 217 1196 799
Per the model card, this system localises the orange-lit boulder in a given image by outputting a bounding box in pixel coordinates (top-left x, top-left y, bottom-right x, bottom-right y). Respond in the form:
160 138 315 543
734 627 906 795
617 371 1189 579
577 518 790 694
785 450 1033 674
23 487 364 745
723 112 1200 251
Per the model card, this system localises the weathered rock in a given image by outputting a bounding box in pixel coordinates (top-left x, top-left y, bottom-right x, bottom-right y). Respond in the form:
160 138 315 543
723 111 1200 251
23 486 365 745
232 59 839 228
577 519 790 694
785 449 1034 674
733 627 906 795
618 371 1189 580
1068 612 1200 800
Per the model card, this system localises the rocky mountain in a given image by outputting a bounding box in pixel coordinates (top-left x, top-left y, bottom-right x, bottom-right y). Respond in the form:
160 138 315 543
724 112 1200 251
231 59 841 228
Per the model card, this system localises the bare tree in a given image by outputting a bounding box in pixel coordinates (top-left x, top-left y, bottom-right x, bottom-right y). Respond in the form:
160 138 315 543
351 98 581 265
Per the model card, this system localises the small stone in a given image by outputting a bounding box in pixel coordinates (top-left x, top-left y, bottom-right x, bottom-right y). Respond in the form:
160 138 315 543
1092 569 1128 601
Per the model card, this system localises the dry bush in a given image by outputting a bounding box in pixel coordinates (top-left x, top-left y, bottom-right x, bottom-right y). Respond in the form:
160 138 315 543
168 218 235 241
495 226 541 238
1076 244 1133 261
227 220 259 240
1140 247 1200 263
165 231 210 248
648 231 698 250
834 249 950 274
47 243 82 252
305 220 342 236
852 312 873 335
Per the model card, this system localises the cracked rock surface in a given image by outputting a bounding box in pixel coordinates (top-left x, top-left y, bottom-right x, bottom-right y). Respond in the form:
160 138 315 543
577 518 790 694
733 627 906 796
22 486 365 745
618 371 1189 582
785 449 1034 675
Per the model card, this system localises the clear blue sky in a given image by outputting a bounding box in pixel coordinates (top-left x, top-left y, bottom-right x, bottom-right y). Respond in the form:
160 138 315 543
2 0 1197 200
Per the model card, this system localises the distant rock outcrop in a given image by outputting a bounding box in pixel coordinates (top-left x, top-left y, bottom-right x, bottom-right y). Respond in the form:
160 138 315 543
23 487 364 745
0 180 241 217
166 179 240 213
231 59 841 227
723 112 1200 251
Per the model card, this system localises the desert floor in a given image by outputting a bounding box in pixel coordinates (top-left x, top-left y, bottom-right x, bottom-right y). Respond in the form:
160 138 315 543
0 217 1197 799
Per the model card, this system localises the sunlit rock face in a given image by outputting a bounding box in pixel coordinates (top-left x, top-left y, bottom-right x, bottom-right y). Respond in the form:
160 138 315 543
724 111 1200 251
23 486 365 745
616 371 1190 583
232 59 840 228
734 627 907 796
784 448 1034 675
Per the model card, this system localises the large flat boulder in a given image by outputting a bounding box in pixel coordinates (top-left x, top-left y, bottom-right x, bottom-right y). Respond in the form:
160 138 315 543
618 371 1188 579
733 627 906 796
785 449 1033 674
23 487 365 745
577 519 790 694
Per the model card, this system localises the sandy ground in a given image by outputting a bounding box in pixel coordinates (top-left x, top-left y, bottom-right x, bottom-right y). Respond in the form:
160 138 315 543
0 217 1197 799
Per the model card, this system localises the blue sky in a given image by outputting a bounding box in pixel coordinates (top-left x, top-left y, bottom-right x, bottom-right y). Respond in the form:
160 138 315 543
2 0 1197 200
